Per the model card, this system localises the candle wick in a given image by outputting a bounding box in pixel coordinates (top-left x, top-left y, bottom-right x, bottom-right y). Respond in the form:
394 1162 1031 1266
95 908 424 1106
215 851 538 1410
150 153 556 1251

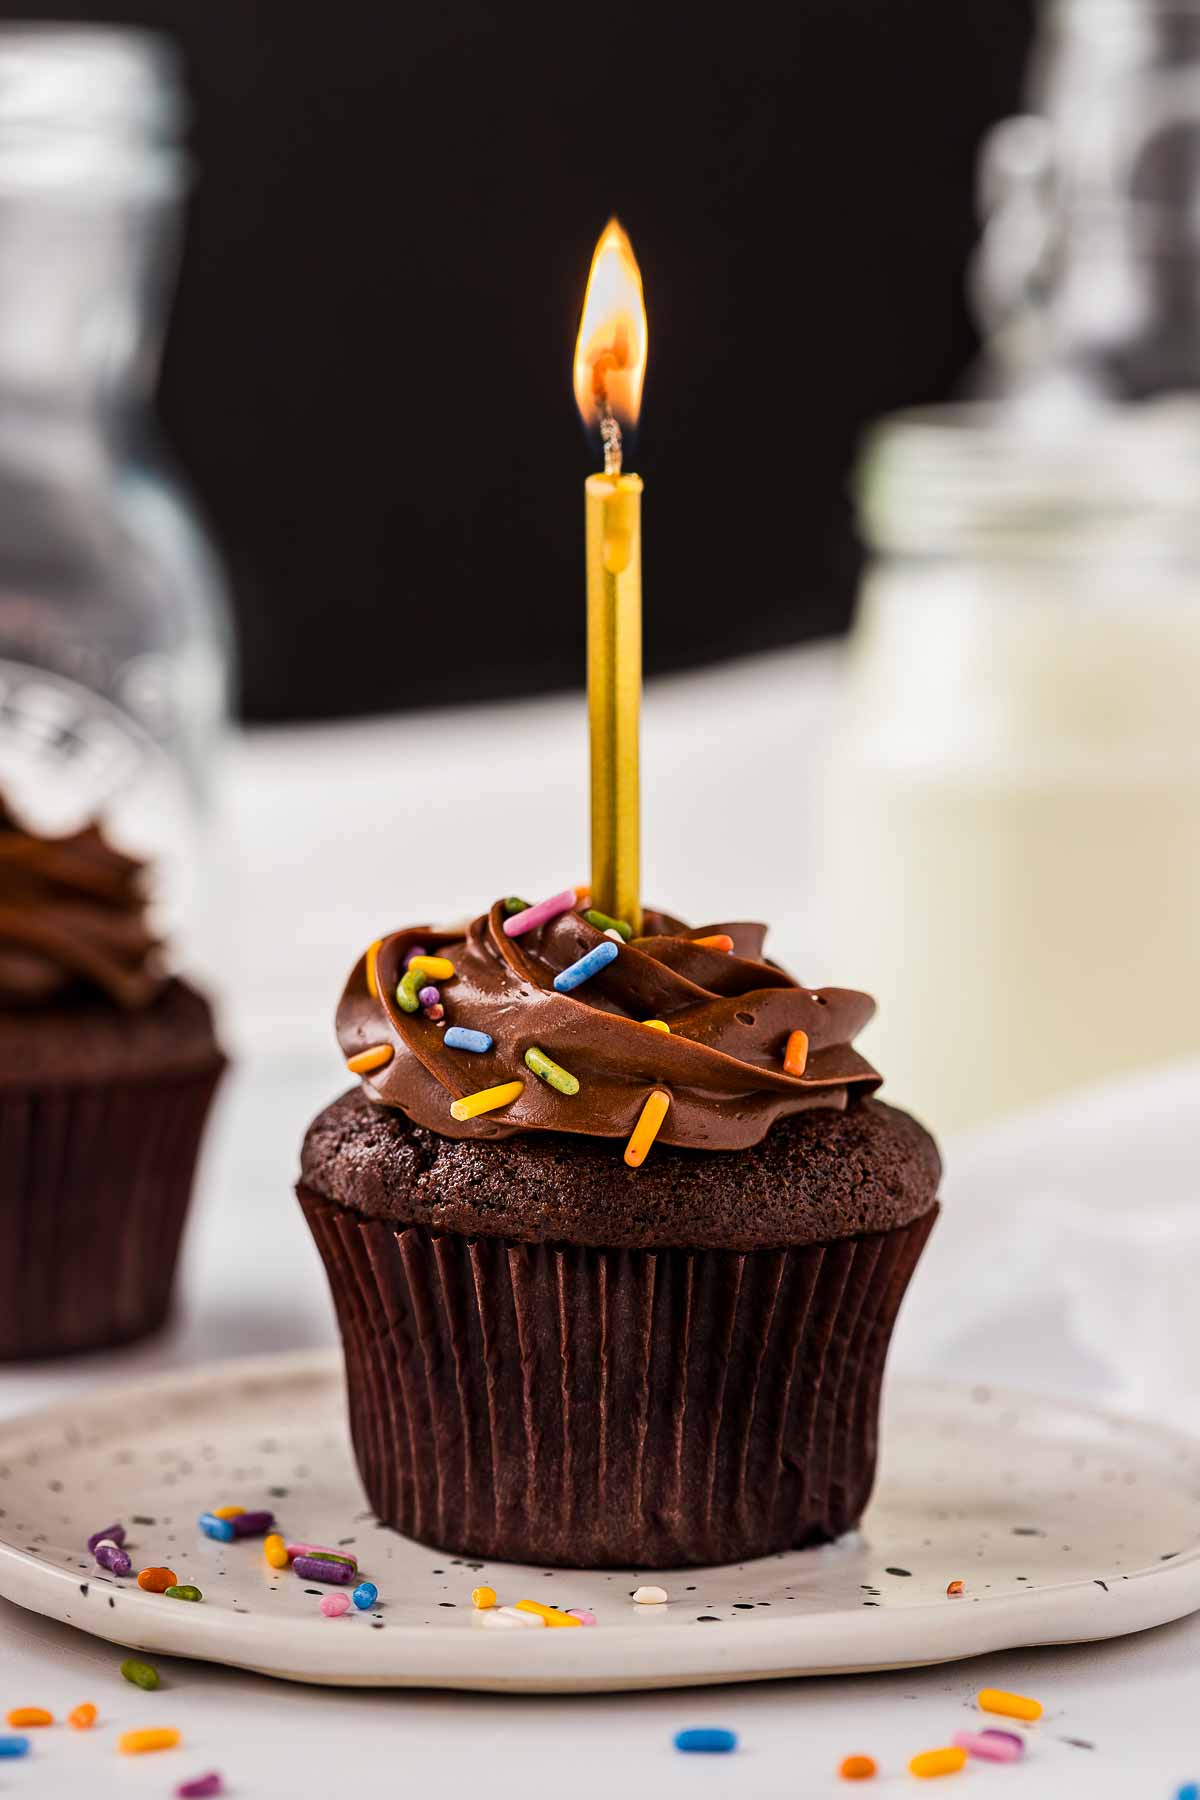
600 403 623 476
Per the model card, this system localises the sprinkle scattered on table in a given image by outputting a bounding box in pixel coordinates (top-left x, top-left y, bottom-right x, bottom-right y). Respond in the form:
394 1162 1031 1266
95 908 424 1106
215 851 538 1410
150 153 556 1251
946 1579 964 1597
954 1730 1023 1763
909 1746 968 1778
674 1728 737 1754
176 1775 223 1799
0 1737 30 1759
471 1585 497 1609
120 1657 160 1690
6 1708 52 1728
118 1727 181 1756
632 1585 668 1605
319 1592 352 1617
838 1753 877 1779
68 1704 97 1730
978 1687 1043 1722
138 1566 177 1592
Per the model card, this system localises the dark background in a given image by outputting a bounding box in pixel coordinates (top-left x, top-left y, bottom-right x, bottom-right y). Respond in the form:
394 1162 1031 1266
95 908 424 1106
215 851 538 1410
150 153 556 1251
10 1 1035 721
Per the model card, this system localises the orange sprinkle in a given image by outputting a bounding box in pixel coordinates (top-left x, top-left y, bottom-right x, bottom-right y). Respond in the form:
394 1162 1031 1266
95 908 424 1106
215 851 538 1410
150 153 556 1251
211 1506 245 1520
692 933 734 952
118 1727 181 1755
642 1019 670 1033
346 1044 394 1075
624 1089 671 1168
574 884 591 906
68 1703 97 1729
137 1566 177 1592
784 1028 809 1076
7 1708 53 1727
839 1754 877 1780
471 1585 497 1609
365 938 383 999
946 1579 964 1597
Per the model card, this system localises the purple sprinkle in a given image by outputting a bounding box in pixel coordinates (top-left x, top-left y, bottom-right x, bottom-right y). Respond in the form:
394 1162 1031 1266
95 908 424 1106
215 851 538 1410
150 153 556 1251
229 1510 274 1538
176 1776 223 1799
95 1542 132 1576
86 1523 125 1554
417 985 439 1006
403 944 428 969
293 1554 355 1585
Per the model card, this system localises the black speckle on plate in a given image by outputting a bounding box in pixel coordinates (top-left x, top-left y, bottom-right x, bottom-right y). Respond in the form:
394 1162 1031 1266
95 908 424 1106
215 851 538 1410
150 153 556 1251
303 1589 322 1596
1094 1579 1109 1591
131 1515 156 1526
107 1596 115 1608
268 1487 289 1499
733 1603 754 1610
885 1567 912 1577
438 1602 455 1608
1061 1738 1095 1750
79 1583 88 1597
696 1615 719 1622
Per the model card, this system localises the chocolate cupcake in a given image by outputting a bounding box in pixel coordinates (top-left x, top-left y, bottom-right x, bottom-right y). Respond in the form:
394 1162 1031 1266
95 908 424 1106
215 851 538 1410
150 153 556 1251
298 901 939 1567
0 802 225 1358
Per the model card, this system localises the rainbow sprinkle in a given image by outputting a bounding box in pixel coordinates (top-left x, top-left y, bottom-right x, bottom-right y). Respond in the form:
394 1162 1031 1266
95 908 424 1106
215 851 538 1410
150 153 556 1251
346 1045 393 1075
784 1029 809 1076
450 1080 524 1122
502 888 576 938
444 1027 493 1053
553 940 619 992
524 1046 580 1095
625 1089 671 1167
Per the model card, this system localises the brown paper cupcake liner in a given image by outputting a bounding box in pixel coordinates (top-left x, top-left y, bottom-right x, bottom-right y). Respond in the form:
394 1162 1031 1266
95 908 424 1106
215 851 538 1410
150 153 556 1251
298 1187 937 1567
0 1064 223 1360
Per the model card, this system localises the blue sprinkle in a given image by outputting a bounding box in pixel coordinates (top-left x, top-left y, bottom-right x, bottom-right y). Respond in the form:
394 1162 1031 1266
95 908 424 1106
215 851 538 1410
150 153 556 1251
553 939 619 993
674 1728 737 1755
0 1738 30 1758
353 1580 379 1611
443 1027 493 1054
197 1512 235 1542
1176 1787 1200 1800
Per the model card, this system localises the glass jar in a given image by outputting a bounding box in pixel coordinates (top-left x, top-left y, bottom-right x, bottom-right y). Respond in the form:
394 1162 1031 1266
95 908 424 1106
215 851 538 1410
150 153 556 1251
0 26 233 963
826 399 1200 1133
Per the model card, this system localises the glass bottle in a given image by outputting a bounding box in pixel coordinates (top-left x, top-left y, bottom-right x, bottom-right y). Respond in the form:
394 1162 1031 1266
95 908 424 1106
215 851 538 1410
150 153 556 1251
0 25 233 962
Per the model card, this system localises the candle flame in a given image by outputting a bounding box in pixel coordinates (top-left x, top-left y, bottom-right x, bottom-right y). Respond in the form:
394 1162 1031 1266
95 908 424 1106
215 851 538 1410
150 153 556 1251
573 218 647 432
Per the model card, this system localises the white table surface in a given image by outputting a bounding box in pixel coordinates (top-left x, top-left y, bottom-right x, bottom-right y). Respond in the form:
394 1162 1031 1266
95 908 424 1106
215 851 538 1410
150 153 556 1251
3 656 1198 1796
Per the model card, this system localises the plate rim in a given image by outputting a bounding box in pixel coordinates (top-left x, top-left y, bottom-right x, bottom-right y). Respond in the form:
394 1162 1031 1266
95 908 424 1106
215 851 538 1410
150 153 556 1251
1 1348 1199 1691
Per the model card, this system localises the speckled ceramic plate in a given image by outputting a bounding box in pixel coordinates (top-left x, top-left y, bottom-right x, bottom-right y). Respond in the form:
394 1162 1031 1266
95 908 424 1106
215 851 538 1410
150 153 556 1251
0 1350 1198 1692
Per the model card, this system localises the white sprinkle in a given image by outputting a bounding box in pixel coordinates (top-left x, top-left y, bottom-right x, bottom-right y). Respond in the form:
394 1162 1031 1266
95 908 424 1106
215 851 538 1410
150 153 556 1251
495 1605 546 1629
481 1609 532 1630
632 1585 669 1605
604 928 624 942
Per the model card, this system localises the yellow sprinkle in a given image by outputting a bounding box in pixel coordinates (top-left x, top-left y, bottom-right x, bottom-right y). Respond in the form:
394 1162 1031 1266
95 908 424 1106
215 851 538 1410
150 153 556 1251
346 1044 394 1075
408 955 455 980
264 1533 290 1569
909 1747 967 1779
977 1687 1042 1722
118 1728 181 1756
642 1019 670 1033
514 1599 582 1627
784 1028 809 1077
624 1089 671 1168
450 1080 524 1122
365 938 382 999
211 1505 245 1520
471 1585 497 1609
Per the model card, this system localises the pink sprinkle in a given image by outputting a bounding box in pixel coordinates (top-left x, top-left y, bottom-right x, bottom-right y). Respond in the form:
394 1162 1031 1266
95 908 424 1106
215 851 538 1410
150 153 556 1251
423 1002 445 1022
320 1592 352 1618
953 1730 1024 1763
176 1776 223 1799
502 887 577 938
403 945 428 968
417 985 440 1006
567 1608 597 1625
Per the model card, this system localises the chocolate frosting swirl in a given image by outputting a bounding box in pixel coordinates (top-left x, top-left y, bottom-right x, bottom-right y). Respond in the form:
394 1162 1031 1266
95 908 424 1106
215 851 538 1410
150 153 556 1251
0 800 164 1010
337 901 881 1153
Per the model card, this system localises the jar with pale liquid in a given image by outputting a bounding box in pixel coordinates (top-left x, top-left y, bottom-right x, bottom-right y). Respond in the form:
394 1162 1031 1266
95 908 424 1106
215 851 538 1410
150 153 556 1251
827 400 1200 1133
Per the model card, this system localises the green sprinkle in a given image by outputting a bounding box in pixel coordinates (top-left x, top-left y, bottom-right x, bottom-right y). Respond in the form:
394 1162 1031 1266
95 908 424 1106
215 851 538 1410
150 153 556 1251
396 967 425 1013
583 909 632 941
524 1045 580 1096
164 1584 202 1602
503 895 531 915
120 1657 160 1690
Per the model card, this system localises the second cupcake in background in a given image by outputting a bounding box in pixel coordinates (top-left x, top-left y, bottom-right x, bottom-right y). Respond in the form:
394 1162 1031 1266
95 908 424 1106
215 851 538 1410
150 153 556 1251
0 799 225 1359
298 892 939 1569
